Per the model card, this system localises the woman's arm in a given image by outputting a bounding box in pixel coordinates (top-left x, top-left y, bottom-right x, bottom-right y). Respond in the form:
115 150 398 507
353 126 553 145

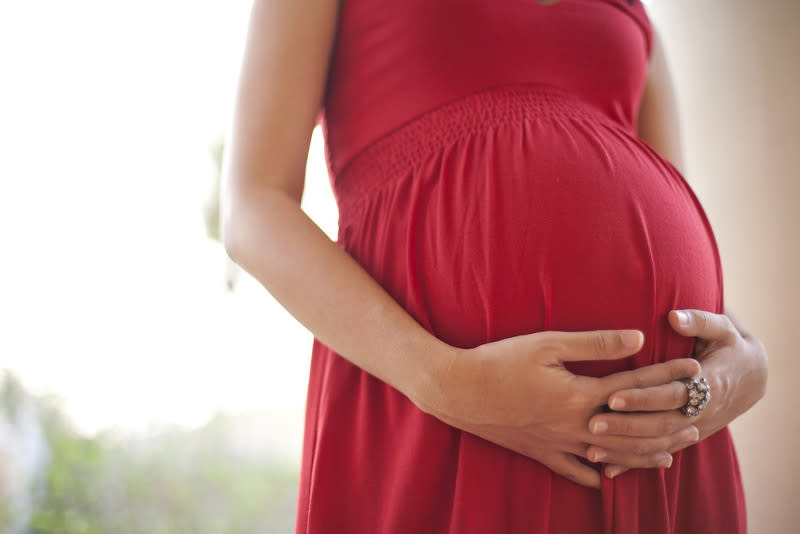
636 22 768 381
589 24 770 478
637 23 766 364
637 26 686 174
221 0 451 413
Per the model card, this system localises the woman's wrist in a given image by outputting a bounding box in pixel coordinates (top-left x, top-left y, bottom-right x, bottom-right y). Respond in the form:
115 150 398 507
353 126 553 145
722 310 768 409
726 335 768 417
407 340 462 419
696 329 768 437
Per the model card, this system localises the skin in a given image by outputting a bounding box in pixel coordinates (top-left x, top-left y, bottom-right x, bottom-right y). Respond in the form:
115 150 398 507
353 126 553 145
221 0 768 490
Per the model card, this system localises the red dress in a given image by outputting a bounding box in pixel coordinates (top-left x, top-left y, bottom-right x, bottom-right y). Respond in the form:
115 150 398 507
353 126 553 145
298 1 746 532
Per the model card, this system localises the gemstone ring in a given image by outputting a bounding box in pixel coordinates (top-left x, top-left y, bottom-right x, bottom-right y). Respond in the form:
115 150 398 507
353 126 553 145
680 377 711 417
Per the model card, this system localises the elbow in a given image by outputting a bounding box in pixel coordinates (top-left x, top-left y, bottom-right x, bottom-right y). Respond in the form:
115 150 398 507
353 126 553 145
220 179 302 264
220 187 245 263
222 223 240 264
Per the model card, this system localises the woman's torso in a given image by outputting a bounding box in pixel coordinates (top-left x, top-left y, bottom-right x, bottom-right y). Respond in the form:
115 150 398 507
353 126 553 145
297 2 746 533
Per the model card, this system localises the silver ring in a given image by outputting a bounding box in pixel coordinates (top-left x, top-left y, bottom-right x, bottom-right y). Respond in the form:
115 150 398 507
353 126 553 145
680 377 711 416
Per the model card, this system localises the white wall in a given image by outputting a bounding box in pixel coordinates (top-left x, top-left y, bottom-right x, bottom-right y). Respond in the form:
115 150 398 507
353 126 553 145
646 1 800 532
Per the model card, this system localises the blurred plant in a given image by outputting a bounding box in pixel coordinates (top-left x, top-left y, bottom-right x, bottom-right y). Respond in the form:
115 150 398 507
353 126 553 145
203 137 225 244
1 372 298 534
203 137 243 291
0 372 48 534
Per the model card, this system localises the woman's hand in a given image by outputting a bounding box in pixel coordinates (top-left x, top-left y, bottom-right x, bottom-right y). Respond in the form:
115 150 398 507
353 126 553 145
585 309 768 479
425 329 701 489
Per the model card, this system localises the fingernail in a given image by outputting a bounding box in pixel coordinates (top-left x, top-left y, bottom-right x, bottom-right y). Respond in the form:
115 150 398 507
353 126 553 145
590 449 607 462
592 421 608 434
606 466 621 479
659 454 673 468
689 427 700 441
623 330 643 349
675 311 690 327
609 397 626 410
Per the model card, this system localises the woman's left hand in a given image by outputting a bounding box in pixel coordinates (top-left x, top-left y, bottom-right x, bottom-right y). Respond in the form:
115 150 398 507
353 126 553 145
585 309 768 479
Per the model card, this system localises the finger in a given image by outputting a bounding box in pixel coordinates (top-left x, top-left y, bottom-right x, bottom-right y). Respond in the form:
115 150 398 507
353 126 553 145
667 432 701 455
669 309 737 343
607 380 689 412
605 464 630 479
586 426 699 457
547 452 601 488
588 447 673 470
543 330 644 362
589 412 694 438
596 358 701 402
600 426 697 478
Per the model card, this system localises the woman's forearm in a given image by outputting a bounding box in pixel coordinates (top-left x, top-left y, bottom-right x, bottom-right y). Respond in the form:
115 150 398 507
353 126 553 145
222 183 454 414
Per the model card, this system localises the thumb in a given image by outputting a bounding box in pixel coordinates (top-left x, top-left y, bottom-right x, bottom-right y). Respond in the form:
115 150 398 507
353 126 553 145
539 330 644 362
668 309 736 343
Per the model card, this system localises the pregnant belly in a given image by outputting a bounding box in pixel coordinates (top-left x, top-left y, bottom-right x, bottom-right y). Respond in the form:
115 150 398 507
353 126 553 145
335 85 723 375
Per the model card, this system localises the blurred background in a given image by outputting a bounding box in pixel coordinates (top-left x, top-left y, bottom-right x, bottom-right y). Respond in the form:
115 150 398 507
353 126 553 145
0 1 796 533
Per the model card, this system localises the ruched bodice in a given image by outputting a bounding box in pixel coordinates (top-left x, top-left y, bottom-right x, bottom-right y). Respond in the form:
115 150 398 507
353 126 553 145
320 0 652 182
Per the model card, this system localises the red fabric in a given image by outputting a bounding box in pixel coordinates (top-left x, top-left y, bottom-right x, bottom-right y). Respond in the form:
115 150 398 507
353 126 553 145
297 1 747 532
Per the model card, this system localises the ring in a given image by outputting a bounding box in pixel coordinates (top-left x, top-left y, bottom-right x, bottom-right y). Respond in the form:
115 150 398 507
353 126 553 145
680 377 711 416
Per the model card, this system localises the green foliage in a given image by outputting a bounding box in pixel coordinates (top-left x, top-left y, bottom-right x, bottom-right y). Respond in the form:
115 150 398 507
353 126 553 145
203 137 226 243
1 373 298 534
30 425 105 534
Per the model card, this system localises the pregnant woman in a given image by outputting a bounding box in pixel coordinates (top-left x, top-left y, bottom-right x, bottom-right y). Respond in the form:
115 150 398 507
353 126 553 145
221 0 768 532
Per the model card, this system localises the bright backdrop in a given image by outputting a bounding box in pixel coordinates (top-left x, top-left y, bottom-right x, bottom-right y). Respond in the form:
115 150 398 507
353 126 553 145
0 0 340 464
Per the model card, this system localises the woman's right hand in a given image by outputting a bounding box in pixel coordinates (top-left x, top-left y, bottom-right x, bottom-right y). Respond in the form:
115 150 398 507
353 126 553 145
424 329 701 488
